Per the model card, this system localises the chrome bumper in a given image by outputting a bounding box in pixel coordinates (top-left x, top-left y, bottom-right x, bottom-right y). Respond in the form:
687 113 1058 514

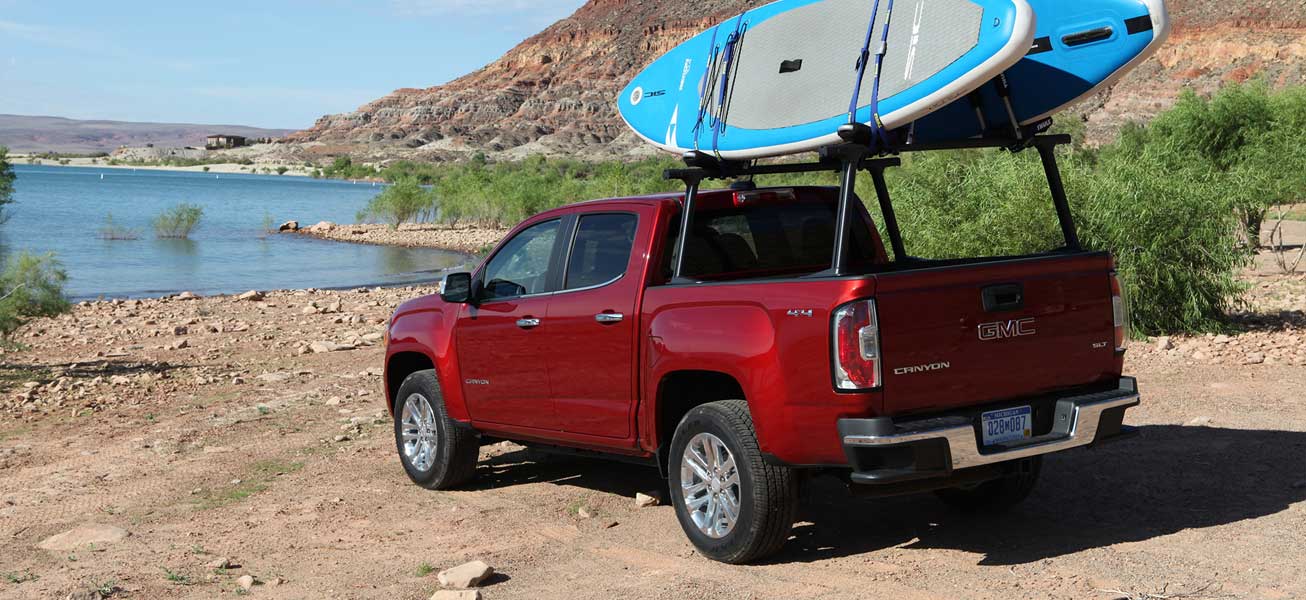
838 377 1139 484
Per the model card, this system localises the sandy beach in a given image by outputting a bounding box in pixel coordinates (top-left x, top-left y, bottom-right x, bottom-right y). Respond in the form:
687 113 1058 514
13 155 316 177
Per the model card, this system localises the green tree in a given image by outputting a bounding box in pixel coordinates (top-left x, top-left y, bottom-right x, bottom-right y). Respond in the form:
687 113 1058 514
0 146 15 224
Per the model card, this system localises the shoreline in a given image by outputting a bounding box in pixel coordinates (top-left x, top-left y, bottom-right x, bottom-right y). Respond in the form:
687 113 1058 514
286 221 507 254
13 155 314 177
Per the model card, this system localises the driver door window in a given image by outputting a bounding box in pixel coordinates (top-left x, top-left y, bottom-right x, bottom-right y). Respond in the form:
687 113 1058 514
481 219 560 300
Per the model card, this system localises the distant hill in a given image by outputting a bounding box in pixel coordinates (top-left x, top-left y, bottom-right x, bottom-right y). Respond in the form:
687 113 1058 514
0 115 294 154
288 0 1306 161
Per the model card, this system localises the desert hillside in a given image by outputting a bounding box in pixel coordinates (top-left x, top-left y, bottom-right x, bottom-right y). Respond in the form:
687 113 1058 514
0 115 293 155
288 0 1306 161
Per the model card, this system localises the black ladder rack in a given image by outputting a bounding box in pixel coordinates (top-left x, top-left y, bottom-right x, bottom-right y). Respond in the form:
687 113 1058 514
663 133 1081 282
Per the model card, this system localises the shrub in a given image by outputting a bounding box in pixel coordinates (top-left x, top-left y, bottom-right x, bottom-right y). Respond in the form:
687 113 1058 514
359 179 435 227
153 203 204 239
276 166 289 175
0 252 70 339
98 213 140 240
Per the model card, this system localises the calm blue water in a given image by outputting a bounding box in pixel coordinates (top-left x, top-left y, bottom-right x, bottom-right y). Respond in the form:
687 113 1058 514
4 165 470 300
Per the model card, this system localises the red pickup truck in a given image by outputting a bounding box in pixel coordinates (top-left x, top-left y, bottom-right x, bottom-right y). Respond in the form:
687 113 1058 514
382 137 1139 563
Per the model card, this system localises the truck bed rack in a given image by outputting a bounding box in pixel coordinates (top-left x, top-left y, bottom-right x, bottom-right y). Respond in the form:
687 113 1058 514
663 133 1080 281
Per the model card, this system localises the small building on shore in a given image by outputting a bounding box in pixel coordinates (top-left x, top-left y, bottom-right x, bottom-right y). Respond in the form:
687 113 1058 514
205 134 248 150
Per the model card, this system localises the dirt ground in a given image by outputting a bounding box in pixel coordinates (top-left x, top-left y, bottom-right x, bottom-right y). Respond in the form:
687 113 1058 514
1 258 1304 599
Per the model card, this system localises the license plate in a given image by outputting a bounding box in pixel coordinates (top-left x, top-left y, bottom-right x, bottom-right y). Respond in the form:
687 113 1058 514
981 406 1032 446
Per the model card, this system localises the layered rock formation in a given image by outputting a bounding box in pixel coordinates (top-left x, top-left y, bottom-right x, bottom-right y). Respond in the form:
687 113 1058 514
288 0 1306 160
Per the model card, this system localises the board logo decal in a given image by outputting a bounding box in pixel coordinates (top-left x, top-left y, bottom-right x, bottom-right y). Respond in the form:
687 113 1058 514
679 58 693 91
630 86 645 106
665 106 679 147
904 0 925 81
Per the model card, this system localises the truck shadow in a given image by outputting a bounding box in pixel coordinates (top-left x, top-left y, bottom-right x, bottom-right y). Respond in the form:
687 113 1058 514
775 424 1306 565
469 447 658 498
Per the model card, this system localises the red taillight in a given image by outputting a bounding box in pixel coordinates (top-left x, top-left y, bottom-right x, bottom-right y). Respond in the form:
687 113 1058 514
1109 271 1129 351
733 188 796 206
833 299 880 390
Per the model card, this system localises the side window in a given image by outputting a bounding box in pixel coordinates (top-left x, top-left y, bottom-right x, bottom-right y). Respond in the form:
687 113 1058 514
481 219 560 300
565 213 638 289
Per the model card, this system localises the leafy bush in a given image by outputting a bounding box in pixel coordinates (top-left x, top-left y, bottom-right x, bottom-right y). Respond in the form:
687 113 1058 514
153 203 204 239
322 156 379 180
98 213 141 240
1107 82 1306 247
276 166 289 175
0 252 70 339
358 179 436 227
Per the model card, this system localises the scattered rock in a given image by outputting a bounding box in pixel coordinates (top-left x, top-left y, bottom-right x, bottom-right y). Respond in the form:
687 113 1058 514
236 574 256 590
37 524 130 551
256 372 293 384
175 291 199 300
170 338 189 350
1154 336 1174 351
310 341 354 353
306 221 336 233
333 434 350 443
603 520 619 529
207 556 238 569
431 591 482 600
279 220 300 232
173 326 188 336
1213 334 1232 344
634 492 660 507
577 506 593 519
437 560 494 588
1244 352 1266 365
237 290 265 302
1186 416 1213 427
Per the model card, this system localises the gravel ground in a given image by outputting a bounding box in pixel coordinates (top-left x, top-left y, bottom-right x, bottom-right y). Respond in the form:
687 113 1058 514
0 259 1302 599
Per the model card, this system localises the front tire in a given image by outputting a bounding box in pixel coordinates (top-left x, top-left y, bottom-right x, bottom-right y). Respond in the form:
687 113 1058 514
668 400 798 564
393 370 479 489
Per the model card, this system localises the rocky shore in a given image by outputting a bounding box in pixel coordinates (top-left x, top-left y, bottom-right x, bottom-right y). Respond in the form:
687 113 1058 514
283 220 508 253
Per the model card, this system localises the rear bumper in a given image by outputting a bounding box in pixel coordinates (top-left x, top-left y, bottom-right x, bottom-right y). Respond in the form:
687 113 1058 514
837 377 1139 485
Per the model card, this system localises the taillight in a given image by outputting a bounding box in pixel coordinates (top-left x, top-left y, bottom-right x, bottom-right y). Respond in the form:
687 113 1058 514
833 299 881 390
1109 271 1129 351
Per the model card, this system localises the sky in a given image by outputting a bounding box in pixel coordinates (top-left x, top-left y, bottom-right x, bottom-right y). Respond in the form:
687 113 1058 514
0 0 588 130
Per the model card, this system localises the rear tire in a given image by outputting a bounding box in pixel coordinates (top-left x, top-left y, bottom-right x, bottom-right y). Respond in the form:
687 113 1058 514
668 400 798 564
393 370 479 489
934 456 1042 513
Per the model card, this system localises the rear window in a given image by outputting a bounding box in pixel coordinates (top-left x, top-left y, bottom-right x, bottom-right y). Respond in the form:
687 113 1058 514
662 198 881 281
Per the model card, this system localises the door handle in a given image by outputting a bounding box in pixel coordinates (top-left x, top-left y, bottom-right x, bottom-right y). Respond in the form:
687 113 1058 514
595 313 624 324
516 318 541 329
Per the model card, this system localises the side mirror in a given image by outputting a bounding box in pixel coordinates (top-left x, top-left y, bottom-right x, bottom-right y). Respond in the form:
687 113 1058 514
439 272 473 304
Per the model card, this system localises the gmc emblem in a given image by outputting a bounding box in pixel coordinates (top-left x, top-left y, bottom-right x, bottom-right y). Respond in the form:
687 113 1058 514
978 318 1036 341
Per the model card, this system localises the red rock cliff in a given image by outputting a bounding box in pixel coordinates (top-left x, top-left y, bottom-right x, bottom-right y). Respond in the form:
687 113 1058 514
287 0 1306 159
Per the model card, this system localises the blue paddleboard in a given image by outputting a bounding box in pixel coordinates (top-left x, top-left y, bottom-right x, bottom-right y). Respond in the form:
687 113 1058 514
907 0 1170 142
618 0 1036 160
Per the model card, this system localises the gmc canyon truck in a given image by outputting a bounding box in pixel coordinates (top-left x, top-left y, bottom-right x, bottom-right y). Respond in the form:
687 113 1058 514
382 135 1139 564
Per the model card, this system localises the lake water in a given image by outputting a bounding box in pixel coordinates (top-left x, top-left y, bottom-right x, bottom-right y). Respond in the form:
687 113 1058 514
3 165 471 300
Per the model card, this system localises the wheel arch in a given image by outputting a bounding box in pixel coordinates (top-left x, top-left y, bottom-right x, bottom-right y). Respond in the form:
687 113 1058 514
652 370 747 476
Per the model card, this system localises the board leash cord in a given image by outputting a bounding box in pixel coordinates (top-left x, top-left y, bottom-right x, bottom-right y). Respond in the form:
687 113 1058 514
690 24 723 151
848 0 896 153
710 15 749 158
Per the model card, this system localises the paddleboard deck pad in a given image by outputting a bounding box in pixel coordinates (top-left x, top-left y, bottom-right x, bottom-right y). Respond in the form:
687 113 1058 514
907 0 1170 143
619 0 1036 160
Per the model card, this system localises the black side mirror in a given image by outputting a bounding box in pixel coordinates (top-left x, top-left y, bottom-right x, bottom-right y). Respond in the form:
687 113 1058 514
440 272 473 304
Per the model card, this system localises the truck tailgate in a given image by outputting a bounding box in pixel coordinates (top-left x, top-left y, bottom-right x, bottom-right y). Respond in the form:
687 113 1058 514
874 253 1119 416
